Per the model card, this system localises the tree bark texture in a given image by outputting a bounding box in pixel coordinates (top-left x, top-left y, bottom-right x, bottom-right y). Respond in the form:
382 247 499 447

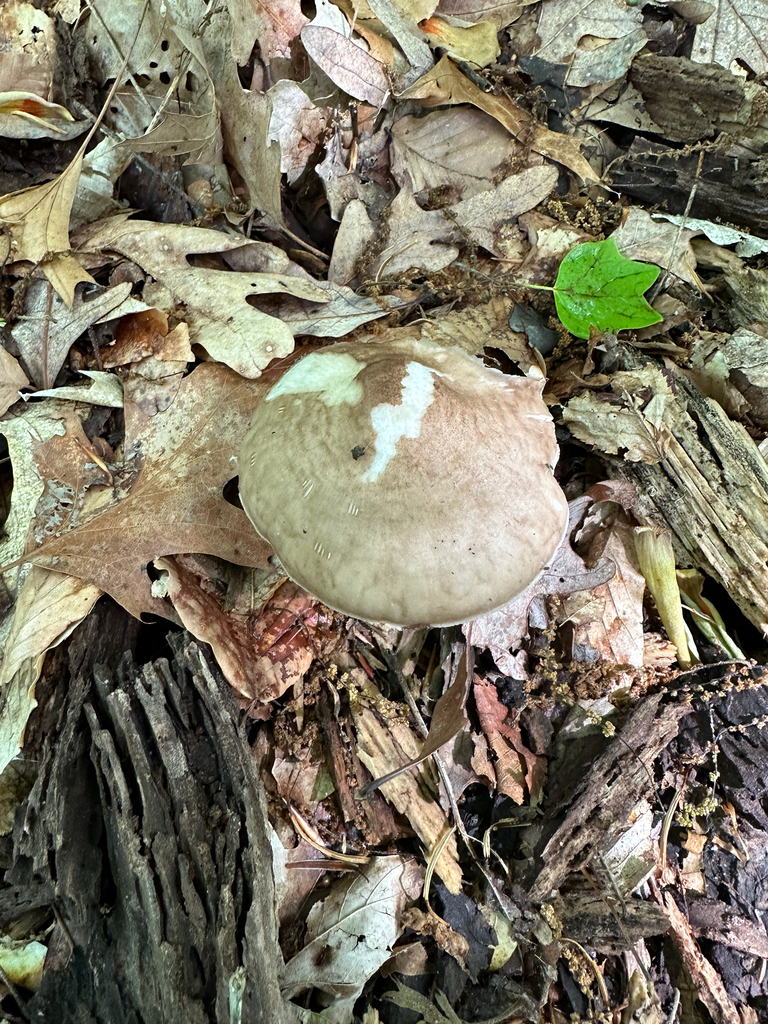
0 601 289 1024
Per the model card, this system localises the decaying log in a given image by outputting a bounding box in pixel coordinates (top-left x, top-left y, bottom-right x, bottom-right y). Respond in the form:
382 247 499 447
622 371 768 637
1 602 288 1024
609 140 768 237
526 695 688 901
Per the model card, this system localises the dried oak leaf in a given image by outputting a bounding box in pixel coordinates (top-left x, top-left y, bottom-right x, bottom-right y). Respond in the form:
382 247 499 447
24 362 273 620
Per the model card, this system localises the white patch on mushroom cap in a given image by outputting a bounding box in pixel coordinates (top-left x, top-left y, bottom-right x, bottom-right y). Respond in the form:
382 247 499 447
266 351 364 407
361 361 438 483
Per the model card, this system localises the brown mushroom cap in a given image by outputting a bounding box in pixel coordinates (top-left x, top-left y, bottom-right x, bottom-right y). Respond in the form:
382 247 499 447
238 338 567 626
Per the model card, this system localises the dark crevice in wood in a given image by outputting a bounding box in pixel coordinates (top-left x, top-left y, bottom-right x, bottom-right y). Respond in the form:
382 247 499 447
1 600 289 1024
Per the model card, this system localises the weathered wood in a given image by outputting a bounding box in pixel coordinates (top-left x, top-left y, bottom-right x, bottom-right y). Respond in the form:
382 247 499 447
609 140 768 237
623 371 768 637
2 603 289 1023
526 695 688 901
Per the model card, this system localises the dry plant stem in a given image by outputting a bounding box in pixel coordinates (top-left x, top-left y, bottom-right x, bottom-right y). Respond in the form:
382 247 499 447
649 148 705 302
561 937 611 1008
659 783 685 875
635 526 691 668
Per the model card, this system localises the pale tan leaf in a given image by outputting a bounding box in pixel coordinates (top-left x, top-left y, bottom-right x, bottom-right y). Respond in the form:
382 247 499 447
121 108 219 165
28 371 124 407
267 80 328 185
81 220 328 377
0 567 101 775
611 207 702 290
392 106 522 197
224 0 308 63
533 0 644 65
372 184 458 276
301 25 390 107
401 55 595 180
0 348 28 417
0 150 84 263
449 165 558 257
39 252 96 309
205 29 285 227
282 857 423 1019
562 367 675 464
0 403 90 579
692 0 768 76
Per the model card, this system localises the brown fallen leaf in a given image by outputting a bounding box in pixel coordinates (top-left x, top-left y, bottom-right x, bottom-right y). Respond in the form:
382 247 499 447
301 25 390 107
18 362 274 620
402 55 595 181
473 678 534 804
561 506 646 673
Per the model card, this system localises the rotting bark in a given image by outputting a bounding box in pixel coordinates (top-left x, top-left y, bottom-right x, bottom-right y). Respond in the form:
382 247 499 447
525 694 689 901
0 601 288 1024
609 140 768 236
619 369 768 637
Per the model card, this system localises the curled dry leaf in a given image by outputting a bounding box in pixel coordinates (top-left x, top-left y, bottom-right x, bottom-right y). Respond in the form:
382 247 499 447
0 92 90 141
419 16 500 67
561 511 646 675
0 566 101 779
157 560 326 706
401 55 595 181
0 348 28 417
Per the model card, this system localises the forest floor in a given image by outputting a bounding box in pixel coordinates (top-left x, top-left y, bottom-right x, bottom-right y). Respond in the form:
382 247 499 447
1 1 768 1022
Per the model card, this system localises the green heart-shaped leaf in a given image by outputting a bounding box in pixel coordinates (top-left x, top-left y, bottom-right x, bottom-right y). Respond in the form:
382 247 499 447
553 237 663 339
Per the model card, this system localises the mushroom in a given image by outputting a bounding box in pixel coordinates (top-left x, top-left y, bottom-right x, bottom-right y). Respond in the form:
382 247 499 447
238 337 568 627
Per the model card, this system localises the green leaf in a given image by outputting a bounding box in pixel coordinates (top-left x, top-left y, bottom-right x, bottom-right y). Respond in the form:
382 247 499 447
552 237 663 339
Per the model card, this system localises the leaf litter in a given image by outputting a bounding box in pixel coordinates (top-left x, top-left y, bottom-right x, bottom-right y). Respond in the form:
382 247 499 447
1 0 768 1020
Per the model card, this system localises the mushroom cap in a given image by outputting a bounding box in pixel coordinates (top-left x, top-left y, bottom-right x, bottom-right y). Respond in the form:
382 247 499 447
238 338 567 626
